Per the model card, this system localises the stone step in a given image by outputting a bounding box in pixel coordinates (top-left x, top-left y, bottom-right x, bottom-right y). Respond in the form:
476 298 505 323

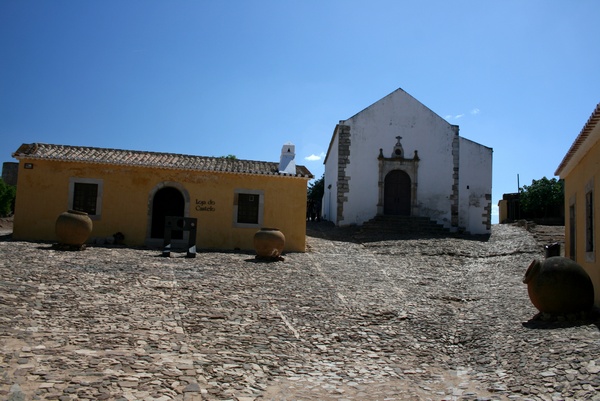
356 215 451 239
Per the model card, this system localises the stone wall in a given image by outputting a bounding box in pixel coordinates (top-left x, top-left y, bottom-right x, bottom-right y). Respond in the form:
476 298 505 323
2 162 18 186
336 125 351 223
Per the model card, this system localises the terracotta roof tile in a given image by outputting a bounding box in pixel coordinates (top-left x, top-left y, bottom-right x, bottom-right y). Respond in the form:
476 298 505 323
555 103 600 176
12 143 313 178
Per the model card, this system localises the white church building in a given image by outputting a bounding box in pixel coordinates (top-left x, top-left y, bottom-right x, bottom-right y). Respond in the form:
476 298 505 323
322 88 492 235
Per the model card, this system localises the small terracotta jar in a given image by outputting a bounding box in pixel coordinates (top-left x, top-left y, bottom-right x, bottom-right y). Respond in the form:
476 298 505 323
254 228 285 259
55 210 93 246
523 256 594 314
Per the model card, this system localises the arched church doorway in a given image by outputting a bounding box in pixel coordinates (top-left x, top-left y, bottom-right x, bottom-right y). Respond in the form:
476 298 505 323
151 187 185 239
384 170 411 216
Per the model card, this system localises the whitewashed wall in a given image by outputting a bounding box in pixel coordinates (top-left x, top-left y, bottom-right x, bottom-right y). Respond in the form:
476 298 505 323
323 88 492 234
331 89 456 227
458 137 493 234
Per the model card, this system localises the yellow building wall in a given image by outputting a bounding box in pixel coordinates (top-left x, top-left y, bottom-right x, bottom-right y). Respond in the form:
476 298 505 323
13 159 309 252
563 138 600 304
498 199 508 224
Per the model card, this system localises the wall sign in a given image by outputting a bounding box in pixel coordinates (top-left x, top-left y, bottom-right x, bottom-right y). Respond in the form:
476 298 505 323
196 199 216 212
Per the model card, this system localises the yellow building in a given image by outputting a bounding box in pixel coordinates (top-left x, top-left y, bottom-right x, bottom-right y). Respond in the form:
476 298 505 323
11 143 312 252
555 103 600 303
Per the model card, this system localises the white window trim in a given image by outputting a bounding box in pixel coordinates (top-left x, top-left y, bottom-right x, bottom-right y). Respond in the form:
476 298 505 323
68 177 103 220
233 188 264 228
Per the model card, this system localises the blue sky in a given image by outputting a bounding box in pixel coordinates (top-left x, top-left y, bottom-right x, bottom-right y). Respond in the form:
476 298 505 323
2 1 599 223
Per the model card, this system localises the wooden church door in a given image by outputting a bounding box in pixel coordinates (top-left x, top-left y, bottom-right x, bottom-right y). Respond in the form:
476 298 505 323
384 170 411 215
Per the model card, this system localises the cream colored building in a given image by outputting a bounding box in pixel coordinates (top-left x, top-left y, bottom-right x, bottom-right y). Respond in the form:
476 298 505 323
12 143 312 252
555 103 600 304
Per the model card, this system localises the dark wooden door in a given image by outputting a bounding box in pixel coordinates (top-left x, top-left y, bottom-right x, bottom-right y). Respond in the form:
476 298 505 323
384 170 411 215
151 187 185 239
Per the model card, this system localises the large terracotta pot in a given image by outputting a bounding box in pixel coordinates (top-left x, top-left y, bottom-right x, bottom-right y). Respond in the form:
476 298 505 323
254 228 285 259
55 210 93 246
523 256 594 314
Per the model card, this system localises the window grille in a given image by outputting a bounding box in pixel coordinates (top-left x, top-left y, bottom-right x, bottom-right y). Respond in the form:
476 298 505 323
237 193 259 224
69 178 103 219
73 183 98 215
233 189 264 227
586 191 594 252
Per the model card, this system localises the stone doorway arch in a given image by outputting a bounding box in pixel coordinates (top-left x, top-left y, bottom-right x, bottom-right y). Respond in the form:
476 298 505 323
376 138 419 217
146 182 191 247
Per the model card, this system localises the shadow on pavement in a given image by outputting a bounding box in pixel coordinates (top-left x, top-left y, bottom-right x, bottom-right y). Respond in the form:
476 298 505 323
522 309 600 331
0 233 13 242
306 220 491 243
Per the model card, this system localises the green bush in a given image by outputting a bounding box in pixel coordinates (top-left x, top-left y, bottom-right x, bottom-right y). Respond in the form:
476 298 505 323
0 179 16 217
307 174 324 202
519 177 564 218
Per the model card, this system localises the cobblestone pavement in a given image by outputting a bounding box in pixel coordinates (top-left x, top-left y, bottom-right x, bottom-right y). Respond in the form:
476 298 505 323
1 223 599 401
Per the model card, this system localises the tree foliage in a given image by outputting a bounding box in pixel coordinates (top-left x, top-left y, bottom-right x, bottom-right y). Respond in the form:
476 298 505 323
307 174 324 201
519 177 564 218
0 179 16 217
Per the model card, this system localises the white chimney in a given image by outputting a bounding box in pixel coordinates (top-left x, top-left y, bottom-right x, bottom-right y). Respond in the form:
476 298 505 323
279 143 296 174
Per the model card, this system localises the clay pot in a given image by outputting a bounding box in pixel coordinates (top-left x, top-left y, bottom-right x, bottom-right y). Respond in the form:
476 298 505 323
55 210 93 246
254 228 285 259
523 256 594 314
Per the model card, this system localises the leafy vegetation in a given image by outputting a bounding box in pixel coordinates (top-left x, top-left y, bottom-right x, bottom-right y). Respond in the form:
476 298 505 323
519 177 564 218
306 174 324 221
307 174 324 202
0 179 16 217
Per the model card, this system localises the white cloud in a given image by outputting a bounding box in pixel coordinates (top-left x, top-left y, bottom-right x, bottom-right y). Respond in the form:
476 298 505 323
305 152 326 161
445 108 479 120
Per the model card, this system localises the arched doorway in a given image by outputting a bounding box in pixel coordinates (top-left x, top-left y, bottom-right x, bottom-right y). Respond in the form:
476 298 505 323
384 170 411 216
151 187 185 239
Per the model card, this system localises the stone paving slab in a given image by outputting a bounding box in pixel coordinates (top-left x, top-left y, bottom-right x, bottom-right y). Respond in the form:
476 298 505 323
1 224 599 400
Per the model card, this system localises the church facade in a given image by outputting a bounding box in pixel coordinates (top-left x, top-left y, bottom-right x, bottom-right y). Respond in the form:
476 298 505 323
323 88 492 235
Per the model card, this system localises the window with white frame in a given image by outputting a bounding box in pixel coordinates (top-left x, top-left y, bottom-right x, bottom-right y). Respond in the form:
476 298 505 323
233 189 264 227
69 178 103 218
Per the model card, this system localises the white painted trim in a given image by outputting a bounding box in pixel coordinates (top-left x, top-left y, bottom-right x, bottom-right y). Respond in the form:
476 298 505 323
145 181 191 248
233 188 264 228
68 177 103 220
